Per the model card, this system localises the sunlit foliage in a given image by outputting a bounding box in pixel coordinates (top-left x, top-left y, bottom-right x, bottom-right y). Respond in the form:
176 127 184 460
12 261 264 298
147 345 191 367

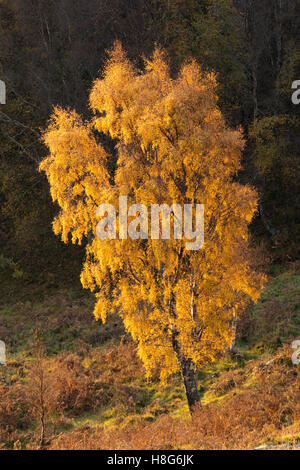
40 44 265 384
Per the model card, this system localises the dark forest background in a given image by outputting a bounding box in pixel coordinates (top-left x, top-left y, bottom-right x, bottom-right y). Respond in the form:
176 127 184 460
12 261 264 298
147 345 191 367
1 0 300 280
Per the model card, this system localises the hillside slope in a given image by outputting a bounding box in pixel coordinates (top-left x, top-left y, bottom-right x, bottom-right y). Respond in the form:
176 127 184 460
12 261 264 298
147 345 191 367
0 264 299 450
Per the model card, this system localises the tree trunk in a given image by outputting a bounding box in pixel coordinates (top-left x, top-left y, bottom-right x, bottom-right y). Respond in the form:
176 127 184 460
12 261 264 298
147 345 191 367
259 200 280 241
40 412 45 449
169 292 201 414
252 61 258 121
171 327 201 414
180 355 201 414
229 318 238 354
275 0 282 76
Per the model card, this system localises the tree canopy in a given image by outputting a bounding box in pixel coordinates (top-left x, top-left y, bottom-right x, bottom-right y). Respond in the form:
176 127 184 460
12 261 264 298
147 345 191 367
40 44 265 410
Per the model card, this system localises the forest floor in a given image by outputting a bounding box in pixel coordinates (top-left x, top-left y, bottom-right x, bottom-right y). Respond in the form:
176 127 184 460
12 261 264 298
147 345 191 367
0 262 300 450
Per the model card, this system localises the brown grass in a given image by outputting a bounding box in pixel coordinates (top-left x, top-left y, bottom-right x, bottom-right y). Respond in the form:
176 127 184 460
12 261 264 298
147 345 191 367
0 341 144 448
1 341 299 450
48 347 300 450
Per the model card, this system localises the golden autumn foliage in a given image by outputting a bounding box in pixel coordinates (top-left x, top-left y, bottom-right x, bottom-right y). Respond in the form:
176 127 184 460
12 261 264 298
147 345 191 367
40 43 265 396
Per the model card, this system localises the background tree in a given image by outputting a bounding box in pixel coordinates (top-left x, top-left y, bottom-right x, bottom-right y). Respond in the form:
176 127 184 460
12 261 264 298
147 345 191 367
1 0 300 275
0 0 161 271
243 0 300 252
40 45 265 413
24 332 53 448
160 0 300 252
